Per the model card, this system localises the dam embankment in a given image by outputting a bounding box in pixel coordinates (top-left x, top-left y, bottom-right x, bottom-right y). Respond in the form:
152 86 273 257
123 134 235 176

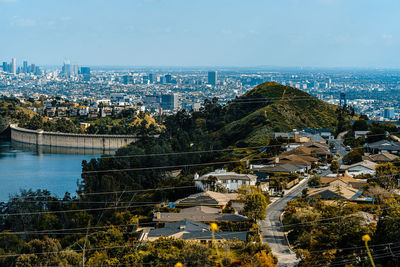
10 124 138 150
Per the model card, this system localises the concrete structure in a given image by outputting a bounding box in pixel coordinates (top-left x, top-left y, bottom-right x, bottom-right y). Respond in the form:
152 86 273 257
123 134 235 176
10 124 138 150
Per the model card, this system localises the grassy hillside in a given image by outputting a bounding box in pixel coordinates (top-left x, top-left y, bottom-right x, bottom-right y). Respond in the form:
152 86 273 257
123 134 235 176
217 82 338 146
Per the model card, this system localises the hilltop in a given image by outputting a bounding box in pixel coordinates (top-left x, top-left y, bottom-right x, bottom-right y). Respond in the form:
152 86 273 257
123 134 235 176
216 82 338 146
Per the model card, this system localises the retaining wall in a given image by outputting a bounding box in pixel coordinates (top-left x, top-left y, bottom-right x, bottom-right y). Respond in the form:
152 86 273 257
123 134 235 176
10 124 139 150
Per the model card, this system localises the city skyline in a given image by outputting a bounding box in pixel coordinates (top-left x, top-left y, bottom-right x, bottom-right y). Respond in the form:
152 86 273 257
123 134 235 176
0 0 399 68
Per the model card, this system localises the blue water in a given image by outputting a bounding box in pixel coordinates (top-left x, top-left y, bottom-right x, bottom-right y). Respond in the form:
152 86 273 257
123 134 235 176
0 141 102 200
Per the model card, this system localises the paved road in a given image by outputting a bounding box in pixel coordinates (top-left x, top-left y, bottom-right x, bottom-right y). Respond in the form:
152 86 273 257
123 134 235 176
329 139 348 165
261 181 308 267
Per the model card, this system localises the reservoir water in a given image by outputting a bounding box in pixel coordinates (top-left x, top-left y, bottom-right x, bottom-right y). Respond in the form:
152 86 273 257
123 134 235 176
0 140 105 201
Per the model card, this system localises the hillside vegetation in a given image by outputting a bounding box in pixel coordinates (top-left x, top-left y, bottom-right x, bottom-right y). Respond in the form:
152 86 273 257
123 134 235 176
217 82 338 146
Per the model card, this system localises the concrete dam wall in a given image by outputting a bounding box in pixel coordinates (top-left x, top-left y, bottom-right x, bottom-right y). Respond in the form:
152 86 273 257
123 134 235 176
10 124 139 150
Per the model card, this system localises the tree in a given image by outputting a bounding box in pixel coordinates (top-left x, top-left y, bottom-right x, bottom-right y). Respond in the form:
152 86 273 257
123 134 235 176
25 115 43 130
242 190 268 221
330 160 339 173
307 175 321 187
352 119 368 131
366 127 386 143
0 115 7 133
374 163 398 190
342 149 363 165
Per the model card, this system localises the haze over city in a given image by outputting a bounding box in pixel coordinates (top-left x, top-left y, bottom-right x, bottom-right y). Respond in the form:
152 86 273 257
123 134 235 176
0 0 399 68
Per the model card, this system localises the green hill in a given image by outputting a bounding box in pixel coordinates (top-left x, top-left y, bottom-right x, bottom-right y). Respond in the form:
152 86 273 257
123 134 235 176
216 82 338 146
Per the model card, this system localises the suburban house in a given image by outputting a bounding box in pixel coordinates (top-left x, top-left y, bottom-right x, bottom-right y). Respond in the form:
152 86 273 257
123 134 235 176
140 219 247 242
153 206 248 223
270 154 319 167
194 169 257 192
340 160 377 176
174 191 239 209
363 152 399 163
274 130 326 143
251 163 307 174
280 145 331 159
365 140 400 154
307 183 363 200
354 131 371 139
320 174 367 190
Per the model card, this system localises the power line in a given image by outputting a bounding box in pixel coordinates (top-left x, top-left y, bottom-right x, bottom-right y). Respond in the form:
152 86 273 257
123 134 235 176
1 185 198 201
0 132 395 165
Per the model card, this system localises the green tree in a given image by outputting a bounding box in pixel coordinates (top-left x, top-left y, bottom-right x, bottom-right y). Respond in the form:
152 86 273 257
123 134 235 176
307 175 321 187
352 119 368 131
25 115 43 130
374 163 398 190
330 160 339 173
242 190 268 221
342 149 363 165
0 115 7 133
366 127 386 143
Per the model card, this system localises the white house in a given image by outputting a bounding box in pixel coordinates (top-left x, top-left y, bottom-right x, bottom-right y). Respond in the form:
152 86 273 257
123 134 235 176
340 160 377 176
194 169 257 192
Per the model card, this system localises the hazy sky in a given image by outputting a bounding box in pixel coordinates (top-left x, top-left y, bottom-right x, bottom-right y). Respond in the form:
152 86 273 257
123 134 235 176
0 0 399 68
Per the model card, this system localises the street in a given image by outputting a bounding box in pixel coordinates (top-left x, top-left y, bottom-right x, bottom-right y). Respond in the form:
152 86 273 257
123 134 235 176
261 180 308 267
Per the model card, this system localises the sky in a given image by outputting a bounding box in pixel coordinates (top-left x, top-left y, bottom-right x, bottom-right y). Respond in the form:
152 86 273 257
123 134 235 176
0 0 399 68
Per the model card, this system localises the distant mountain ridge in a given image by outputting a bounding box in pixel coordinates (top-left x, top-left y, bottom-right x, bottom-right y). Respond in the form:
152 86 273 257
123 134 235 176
216 82 338 146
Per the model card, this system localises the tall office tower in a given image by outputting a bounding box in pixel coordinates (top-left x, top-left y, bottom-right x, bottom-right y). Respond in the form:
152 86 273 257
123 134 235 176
29 64 36 73
2 62 7 72
23 61 28 73
161 93 179 110
384 107 395 120
80 67 91 81
62 62 72 76
34 66 42 76
165 74 172 83
339 92 347 107
11 58 17 74
73 65 79 76
122 75 133 85
148 73 155 84
208 71 217 85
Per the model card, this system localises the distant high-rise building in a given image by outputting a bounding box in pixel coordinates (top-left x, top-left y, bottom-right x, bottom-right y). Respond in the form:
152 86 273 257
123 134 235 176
11 58 17 75
122 75 133 85
30 64 36 74
208 71 217 85
339 92 347 107
2 62 7 72
165 74 172 83
161 93 179 110
149 73 155 84
384 107 395 120
80 67 91 81
62 62 73 76
23 61 28 74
